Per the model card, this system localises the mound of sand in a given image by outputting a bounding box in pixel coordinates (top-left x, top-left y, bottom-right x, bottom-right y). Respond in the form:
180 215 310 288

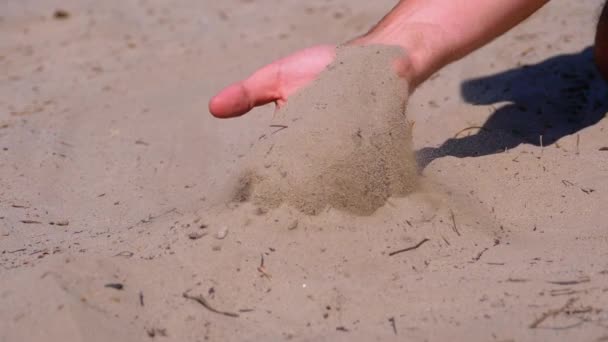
234 45 417 215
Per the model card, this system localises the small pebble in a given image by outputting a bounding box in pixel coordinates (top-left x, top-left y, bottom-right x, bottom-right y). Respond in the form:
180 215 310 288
288 220 299 230
53 9 70 19
255 207 267 216
188 232 206 240
215 227 228 239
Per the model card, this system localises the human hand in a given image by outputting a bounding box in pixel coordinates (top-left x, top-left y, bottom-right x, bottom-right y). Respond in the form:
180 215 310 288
208 45 336 118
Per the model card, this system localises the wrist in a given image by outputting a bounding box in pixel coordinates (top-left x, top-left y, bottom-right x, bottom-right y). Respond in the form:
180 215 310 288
349 22 449 89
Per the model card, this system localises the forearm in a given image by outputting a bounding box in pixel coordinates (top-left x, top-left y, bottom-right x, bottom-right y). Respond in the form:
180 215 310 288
353 0 549 86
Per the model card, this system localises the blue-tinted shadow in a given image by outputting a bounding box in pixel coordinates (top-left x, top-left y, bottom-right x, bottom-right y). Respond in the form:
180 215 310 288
417 47 608 169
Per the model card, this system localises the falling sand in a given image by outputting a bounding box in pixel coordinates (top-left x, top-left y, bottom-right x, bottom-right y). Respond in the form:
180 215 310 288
234 45 417 215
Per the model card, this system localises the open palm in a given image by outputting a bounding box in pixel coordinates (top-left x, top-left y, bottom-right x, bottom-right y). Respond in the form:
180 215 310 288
208 45 336 118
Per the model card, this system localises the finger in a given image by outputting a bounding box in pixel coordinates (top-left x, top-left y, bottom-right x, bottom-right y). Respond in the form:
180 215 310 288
208 63 282 118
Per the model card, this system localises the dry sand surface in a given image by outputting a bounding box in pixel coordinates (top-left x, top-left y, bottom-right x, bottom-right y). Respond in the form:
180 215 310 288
1 1 608 341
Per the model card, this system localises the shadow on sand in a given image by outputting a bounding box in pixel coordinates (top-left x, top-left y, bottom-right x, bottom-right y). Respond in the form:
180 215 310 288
417 47 608 169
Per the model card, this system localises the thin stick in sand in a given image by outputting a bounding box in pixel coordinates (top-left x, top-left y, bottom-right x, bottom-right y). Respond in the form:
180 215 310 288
472 247 489 262
183 291 240 318
449 210 461 236
269 124 288 135
547 276 590 286
453 126 489 138
441 235 451 246
388 317 398 335
258 253 272 279
20 220 42 224
529 297 578 329
389 238 430 256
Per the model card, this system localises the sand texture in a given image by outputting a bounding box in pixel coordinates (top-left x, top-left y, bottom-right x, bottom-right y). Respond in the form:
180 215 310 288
236 45 416 215
1 1 608 341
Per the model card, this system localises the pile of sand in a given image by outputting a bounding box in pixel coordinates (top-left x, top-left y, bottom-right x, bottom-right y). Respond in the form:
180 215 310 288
234 45 417 215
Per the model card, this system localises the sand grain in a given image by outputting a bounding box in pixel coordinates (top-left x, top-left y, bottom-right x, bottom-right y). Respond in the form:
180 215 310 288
236 45 417 215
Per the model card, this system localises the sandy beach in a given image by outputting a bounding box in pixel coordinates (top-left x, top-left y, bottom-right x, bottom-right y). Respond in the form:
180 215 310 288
1 0 608 341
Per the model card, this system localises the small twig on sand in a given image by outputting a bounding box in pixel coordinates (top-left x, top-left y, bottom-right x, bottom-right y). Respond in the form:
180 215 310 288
126 208 179 230
270 124 288 134
258 253 272 279
105 283 124 290
441 235 451 246
141 208 178 224
389 238 430 256
599 147 608 151
506 278 529 283
547 276 590 286
562 179 575 187
21 220 42 224
472 247 489 262
561 179 595 194
529 297 578 329
183 291 239 318
114 251 134 258
29 249 48 256
449 210 461 236
388 317 398 335
575 134 580 155
453 126 489 138
550 289 577 297
7 248 26 253
566 307 593 315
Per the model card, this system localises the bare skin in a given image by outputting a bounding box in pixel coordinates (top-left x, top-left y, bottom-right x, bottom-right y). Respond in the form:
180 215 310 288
209 0 606 119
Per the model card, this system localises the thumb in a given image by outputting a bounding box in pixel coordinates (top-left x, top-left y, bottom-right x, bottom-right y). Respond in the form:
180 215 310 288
209 63 283 118
209 45 336 118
